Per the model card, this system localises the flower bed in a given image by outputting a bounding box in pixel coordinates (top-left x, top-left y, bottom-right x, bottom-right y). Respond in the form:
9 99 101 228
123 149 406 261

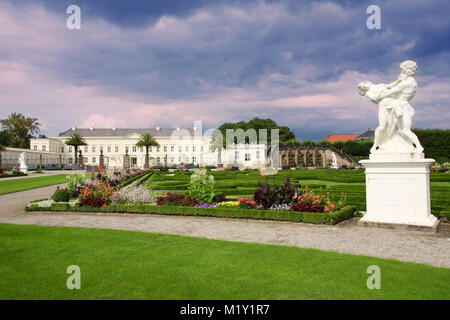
25 201 356 225
27 169 357 225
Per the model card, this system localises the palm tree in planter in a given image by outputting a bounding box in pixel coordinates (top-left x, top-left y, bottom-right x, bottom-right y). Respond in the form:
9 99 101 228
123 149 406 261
65 133 87 168
0 144 5 172
136 133 159 169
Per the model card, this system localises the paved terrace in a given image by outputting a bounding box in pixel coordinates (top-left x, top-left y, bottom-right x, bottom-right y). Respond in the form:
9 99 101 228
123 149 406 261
0 185 448 268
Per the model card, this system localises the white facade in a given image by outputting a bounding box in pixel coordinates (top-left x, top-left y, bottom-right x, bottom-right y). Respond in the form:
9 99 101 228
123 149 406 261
29 127 268 169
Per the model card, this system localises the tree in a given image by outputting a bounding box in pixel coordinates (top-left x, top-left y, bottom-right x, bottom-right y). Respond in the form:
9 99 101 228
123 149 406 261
0 130 12 147
136 133 159 169
65 134 87 167
0 113 40 149
216 117 296 147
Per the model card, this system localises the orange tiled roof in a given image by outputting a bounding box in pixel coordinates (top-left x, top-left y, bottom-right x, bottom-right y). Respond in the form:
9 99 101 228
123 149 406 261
323 134 360 143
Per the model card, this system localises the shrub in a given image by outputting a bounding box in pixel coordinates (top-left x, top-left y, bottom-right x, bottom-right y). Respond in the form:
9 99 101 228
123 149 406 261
78 180 114 207
66 172 88 197
291 201 324 213
53 188 70 202
268 203 292 211
187 169 215 203
253 174 302 209
157 193 199 206
216 201 239 207
293 187 347 213
111 185 156 205
238 197 262 209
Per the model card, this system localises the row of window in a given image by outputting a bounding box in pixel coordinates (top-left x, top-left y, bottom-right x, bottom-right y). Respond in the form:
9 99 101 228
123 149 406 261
69 155 200 164
33 145 205 153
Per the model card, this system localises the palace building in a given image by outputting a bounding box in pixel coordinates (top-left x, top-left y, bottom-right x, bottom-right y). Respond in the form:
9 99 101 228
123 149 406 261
27 127 267 170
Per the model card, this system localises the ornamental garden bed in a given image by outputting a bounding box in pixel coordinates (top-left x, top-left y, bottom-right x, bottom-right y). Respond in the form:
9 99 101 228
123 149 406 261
26 168 359 226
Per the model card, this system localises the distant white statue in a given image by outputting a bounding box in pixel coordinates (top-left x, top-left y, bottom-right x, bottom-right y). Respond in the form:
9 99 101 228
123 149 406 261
19 152 28 174
330 152 338 169
357 60 424 154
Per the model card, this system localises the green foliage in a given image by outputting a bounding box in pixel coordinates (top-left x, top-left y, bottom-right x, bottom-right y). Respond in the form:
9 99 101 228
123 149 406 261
0 113 40 149
413 129 450 163
301 140 316 146
53 188 70 202
0 131 12 147
217 117 296 146
188 169 215 202
253 174 301 209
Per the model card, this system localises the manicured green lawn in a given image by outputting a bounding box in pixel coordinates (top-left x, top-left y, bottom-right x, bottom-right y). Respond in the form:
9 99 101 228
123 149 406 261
0 174 70 195
0 223 448 300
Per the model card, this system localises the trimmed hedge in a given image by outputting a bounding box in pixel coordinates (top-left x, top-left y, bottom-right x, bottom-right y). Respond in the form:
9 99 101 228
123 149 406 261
26 203 356 225
117 171 152 188
0 173 27 178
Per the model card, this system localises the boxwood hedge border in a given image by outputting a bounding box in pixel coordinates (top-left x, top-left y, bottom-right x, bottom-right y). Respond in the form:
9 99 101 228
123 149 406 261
26 203 356 225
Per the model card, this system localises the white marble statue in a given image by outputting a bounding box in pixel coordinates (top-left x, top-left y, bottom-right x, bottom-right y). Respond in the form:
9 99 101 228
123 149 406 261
358 60 424 154
331 152 338 169
19 152 28 174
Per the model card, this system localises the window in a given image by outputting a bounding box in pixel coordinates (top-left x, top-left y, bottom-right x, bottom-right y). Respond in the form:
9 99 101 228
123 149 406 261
178 146 182 152
33 145 37 150
68 158 73 164
60 147 64 153
192 156 196 163
171 146 174 152
92 157 96 163
107 146 111 153
245 154 251 161
125 146 129 153
178 156 182 162
149 146 153 152
170 156 174 163
193 146 196 152
185 146 189 152
84 146 88 153
157 156 160 162
140 147 143 152
115 146 119 152
100 146 104 152
235 151 239 160
164 146 167 152
92 146 96 153
185 156 190 162
157 147 160 152
133 146 137 152
69 146 72 153
84 157 88 163
256 151 260 160
42 145 46 151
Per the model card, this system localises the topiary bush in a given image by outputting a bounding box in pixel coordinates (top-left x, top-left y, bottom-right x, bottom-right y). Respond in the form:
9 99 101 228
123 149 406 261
53 188 70 202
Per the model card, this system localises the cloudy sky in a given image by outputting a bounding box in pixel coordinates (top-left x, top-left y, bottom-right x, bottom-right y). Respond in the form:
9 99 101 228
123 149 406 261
0 0 449 140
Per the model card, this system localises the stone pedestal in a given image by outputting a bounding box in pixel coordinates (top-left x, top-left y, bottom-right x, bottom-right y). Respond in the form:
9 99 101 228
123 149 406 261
359 153 438 229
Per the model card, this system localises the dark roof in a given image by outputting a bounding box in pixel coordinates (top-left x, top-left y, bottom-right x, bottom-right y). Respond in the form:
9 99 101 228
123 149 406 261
355 129 375 140
58 128 196 138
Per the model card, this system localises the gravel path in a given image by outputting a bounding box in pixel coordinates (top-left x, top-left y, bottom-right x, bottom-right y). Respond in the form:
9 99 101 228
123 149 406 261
0 185 449 268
